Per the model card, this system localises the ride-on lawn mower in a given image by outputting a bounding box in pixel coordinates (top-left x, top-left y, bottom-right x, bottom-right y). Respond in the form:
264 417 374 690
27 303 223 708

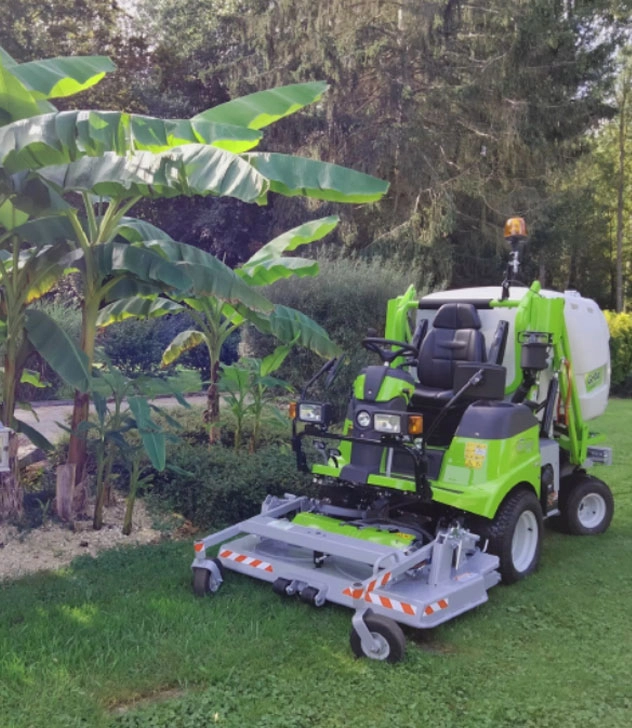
192 218 614 662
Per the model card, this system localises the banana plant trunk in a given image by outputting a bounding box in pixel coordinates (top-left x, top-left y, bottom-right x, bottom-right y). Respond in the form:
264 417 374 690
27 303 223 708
204 360 221 444
0 431 21 523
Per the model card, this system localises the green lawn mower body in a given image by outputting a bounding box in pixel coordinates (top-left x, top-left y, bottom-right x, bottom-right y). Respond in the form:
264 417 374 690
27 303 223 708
192 222 614 662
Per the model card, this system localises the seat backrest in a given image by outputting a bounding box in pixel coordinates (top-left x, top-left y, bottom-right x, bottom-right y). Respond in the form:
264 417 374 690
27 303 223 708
417 303 486 390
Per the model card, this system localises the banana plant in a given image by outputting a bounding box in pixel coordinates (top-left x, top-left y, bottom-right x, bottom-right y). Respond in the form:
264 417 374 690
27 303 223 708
219 344 295 452
99 217 342 443
0 43 389 490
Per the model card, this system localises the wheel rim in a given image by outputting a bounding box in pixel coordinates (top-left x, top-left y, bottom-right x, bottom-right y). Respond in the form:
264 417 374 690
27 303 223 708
367 631 391 660
511 510 539 573
577 493 607 529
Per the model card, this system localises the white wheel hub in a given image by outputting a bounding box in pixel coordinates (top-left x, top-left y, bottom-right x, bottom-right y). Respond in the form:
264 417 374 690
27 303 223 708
511 510 539 573
367 632 391 660
577 493 607 529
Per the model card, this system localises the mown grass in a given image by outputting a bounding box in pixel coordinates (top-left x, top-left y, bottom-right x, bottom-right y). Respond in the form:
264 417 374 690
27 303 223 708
1 400 631 728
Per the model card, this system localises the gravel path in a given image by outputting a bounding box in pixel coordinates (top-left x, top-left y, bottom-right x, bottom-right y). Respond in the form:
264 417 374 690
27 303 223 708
16 393 207 446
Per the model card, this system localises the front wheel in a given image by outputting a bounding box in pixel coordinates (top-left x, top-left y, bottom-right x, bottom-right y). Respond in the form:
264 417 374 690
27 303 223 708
349 614 406 663
560 475 614 536
475 488 543 584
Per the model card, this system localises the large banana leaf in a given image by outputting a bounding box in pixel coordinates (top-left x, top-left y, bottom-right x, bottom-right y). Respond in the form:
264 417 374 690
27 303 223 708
24 309 91 393
142 239 274 312
115 218 175 245
193 82 328 130
0 63 50 124
231 303 341 359
239 215 339 286
128 397 166 471
161 330 205 367
97 296 184 327
37 145 270 203
8 56 115 101
93 242 192 292
245 152 389 203
0 112 263 174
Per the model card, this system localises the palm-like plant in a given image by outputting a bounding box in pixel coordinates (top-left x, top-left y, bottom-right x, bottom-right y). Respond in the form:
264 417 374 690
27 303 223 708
0 44 389 515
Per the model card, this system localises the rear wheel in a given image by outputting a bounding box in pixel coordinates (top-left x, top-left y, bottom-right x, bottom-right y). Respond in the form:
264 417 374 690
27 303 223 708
560 475 614 535
350 614 406 663
475 488 543 584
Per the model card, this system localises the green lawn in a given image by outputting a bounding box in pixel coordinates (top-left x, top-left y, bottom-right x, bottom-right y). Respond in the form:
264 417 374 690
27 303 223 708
1 400 631 728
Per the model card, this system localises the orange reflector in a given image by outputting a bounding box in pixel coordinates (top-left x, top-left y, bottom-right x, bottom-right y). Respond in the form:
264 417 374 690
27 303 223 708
194 541 205 553
504 217 527 239
408 415 423 436
289 402 297 419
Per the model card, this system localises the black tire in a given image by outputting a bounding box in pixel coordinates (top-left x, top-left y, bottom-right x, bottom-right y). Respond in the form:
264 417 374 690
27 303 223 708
349 614 406 663
474 488 543 585
192 558 224 597
560 474 614 535
299 586 325 606
272 577 293 596
193 567 211 597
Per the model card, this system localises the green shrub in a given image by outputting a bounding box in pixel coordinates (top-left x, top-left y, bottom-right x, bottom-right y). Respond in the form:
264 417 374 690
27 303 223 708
150 440 313 528
605 310 632 393
98 313 239 380
242 254 428 415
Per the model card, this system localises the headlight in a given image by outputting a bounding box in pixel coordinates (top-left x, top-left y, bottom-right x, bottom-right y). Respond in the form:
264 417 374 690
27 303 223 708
299 403 325 423
356 410 371 428
374 413 402 434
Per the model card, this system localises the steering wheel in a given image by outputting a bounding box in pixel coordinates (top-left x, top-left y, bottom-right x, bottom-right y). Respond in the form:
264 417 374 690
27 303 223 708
362 337 418 365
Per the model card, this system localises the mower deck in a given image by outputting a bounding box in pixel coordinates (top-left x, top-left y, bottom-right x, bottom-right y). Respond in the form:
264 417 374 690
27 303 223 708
193 494 500 637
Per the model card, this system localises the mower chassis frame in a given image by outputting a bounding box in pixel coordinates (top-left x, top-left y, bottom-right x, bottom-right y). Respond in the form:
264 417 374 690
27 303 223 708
193 494 500 645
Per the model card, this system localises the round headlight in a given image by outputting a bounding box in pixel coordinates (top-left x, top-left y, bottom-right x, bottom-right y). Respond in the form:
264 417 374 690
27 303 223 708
356 410 371 428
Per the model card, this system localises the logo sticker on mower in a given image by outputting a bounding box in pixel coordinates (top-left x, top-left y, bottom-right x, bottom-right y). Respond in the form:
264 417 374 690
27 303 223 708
465 442 487 469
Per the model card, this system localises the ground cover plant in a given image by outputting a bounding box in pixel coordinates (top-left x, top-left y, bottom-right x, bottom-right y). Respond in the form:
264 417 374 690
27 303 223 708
0 399 630 728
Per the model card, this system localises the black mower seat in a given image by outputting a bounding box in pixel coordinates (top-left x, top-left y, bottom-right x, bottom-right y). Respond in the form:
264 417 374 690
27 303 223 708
412 303 486 406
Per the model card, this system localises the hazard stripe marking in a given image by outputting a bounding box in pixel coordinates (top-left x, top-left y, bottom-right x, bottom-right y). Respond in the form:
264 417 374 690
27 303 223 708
363 591 417 616
219 549 273 573
423 598 450 616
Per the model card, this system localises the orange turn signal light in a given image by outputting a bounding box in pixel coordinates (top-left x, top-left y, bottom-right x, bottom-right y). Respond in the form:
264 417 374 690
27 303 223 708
408 415 423 436
194 541 205 553
288 402 298 419
503 217 527 239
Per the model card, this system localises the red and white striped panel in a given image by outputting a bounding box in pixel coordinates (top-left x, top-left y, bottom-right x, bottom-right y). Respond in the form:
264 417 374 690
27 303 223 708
342 571 392 601
363 591 417 616
219 549 273 573
365 571 392 593
423 598 449 616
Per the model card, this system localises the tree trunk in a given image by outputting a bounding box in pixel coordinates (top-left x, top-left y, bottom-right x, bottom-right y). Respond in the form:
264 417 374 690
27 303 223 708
0 430 22 523
615 76 628 312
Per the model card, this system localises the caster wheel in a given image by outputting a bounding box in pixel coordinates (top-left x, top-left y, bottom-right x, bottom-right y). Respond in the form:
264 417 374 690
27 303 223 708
192 558 224 597
350 614 406 663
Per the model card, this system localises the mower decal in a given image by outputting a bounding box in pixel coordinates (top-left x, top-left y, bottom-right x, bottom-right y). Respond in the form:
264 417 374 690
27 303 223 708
423 598 449 617
464 442 487 469
219 549 273 573
343 586 365 600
